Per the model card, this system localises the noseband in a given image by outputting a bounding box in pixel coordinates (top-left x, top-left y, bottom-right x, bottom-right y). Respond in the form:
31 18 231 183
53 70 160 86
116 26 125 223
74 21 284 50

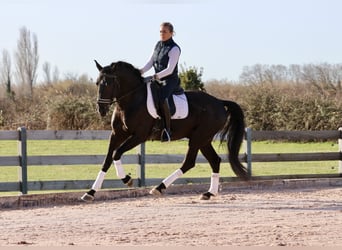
97 98 114 105
97 73 117 105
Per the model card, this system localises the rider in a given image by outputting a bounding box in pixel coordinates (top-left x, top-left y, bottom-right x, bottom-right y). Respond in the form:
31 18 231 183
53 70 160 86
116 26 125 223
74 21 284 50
140 22 181 142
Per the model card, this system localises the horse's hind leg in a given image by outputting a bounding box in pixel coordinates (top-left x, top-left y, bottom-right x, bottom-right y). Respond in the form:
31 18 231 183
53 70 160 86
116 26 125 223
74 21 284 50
150 145 199 196
199 143 222 200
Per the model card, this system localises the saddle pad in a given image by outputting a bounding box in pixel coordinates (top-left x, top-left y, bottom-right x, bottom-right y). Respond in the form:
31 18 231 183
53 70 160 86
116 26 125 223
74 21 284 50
146 81 189 119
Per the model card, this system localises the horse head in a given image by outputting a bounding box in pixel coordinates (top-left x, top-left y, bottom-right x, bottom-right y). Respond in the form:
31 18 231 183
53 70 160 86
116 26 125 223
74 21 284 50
94 60 119 117
94 60 144 117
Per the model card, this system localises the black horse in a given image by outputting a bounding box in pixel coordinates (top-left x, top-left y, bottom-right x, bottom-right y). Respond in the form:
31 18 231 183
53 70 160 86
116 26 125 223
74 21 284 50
81 60 248 201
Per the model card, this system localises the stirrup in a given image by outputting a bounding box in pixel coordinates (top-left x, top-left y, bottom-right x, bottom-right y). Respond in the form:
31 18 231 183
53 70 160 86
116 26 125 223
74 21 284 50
161 129 171 142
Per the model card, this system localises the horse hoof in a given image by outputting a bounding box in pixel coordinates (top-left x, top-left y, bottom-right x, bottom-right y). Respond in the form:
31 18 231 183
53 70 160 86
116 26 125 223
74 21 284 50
81 193 95 202
149 187 162 196
126 178 133 187
122 175 133 187
200 192 215 200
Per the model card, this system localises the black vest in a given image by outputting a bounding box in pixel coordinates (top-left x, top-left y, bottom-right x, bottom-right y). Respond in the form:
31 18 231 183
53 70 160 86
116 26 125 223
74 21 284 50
152 38 180 81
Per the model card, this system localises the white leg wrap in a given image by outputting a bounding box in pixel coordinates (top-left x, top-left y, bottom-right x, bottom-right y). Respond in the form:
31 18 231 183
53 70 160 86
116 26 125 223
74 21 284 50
92 171 106 191
163 169 183 188
114 160 126 179
208 173 220 196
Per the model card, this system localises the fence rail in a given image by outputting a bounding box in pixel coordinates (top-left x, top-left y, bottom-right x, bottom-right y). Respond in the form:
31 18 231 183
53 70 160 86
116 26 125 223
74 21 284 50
0 127 341 194
251 130 340 141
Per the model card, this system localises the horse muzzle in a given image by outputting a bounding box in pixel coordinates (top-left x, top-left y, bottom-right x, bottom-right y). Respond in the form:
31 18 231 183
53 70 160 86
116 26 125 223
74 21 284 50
97 105 109 117
97 98 112 117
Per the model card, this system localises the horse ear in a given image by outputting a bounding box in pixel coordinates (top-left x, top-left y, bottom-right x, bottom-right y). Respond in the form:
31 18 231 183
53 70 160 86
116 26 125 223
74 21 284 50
94 60 103 71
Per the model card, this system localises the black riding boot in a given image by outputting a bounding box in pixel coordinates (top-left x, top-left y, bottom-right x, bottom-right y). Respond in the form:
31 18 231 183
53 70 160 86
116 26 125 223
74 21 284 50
159 99 171 142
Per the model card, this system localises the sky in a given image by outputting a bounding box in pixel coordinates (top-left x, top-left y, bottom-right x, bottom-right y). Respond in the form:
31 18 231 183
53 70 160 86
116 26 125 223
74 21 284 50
1 0 342 83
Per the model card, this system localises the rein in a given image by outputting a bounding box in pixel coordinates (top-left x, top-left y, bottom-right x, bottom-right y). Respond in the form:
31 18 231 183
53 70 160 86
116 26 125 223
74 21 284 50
97 75 146 105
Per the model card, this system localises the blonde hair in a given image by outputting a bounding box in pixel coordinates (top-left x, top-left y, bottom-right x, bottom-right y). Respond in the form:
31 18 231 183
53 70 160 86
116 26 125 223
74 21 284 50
161 22 175 35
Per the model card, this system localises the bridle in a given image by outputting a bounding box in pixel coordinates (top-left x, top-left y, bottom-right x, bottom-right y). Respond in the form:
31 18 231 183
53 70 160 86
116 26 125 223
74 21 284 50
96 73 117 105
97 73 145 105
97 97 114 105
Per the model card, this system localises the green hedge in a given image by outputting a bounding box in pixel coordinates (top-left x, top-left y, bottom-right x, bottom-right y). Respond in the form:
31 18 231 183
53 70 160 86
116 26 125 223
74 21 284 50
0 81 341 131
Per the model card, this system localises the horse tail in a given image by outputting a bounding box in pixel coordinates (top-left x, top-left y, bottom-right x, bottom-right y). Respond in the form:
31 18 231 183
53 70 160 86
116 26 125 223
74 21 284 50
220 100 249 180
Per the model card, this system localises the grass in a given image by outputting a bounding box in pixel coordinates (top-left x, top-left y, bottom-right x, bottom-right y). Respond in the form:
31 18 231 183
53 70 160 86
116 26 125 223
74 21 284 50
0 139 340 195
0 140 229 182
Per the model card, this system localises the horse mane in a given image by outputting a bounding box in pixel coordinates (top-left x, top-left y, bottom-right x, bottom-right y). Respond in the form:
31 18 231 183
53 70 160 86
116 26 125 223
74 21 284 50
109 61 143 80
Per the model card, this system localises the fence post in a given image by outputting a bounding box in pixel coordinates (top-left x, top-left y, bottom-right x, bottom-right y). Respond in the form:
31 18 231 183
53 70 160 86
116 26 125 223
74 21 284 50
245 127 252 178
137 142 146 187
339 127 342 176
17 126 28 194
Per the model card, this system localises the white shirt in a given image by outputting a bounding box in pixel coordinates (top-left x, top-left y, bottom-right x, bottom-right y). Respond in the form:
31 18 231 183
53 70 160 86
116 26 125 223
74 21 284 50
140 46 181 79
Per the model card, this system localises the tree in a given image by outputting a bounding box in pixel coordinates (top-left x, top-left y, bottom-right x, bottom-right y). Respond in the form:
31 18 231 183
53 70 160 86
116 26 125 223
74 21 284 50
301 63 342 97
239 64 289 85
52 66 60 83
42 61 52 84
42 62 60 84
0 49 13 98
15 26 39 96
179 64 205 91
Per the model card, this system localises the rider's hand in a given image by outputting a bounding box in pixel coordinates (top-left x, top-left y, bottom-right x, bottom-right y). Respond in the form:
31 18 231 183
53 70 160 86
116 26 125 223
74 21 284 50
152 74 159 81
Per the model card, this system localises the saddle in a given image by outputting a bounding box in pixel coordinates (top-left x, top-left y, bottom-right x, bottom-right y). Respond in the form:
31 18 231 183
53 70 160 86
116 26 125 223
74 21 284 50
145 78 188 120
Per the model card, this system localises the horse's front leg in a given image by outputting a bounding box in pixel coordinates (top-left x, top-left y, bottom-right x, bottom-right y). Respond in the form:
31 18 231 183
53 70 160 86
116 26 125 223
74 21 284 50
81 131 128 202
81 134 144 201
112 133 146 180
